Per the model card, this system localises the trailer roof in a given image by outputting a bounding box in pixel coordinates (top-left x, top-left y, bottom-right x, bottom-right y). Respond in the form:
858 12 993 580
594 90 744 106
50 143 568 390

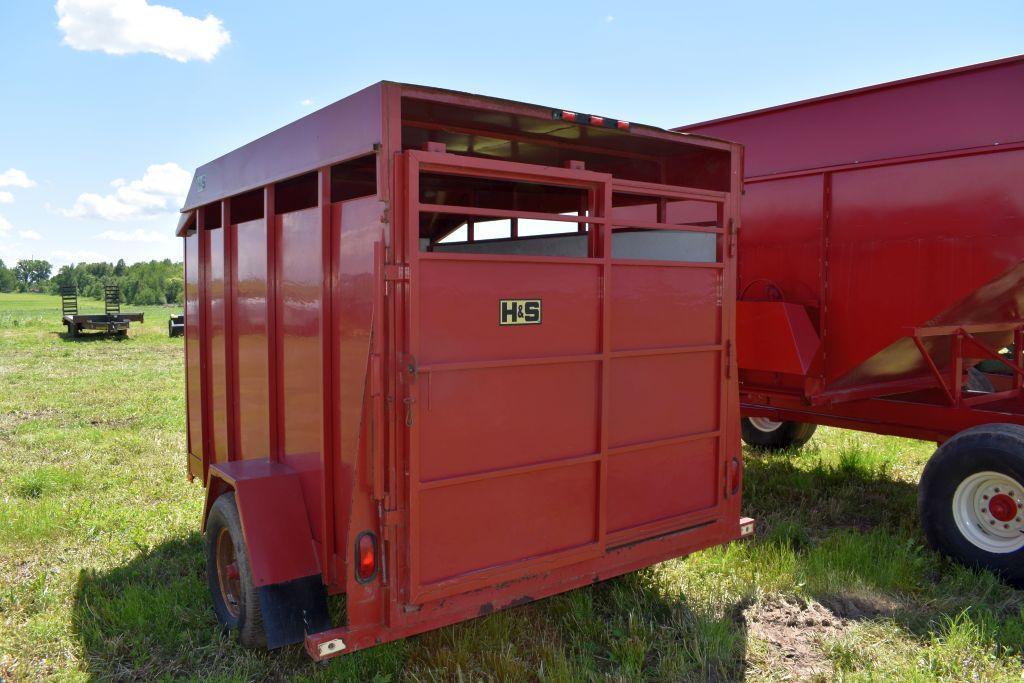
178 81 731 231
675 54 1024 131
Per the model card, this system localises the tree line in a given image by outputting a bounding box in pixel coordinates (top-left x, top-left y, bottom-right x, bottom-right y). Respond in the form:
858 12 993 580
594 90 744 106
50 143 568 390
0 258 184 306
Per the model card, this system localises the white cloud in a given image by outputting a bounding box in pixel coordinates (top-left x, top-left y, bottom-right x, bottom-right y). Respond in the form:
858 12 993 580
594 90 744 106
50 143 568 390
61 162 191 221
301 98 314 107
0 192 13 204
96 228 171 243
56 0 230 63
0 215 11 236
604 15 614 23
18 230 43 241
0 168 36 188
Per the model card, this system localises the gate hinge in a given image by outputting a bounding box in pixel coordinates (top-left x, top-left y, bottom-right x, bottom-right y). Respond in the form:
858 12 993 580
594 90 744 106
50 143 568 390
727 218 739 258
384 264 410 282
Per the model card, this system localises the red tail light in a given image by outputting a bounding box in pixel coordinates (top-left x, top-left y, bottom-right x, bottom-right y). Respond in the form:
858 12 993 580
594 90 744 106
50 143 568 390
355 532 377 582
729 457 742 495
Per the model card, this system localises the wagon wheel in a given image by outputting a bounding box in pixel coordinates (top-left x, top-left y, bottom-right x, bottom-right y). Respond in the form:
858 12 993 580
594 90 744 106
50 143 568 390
740 416 817 451
206 493 267 647
919 423 1024 586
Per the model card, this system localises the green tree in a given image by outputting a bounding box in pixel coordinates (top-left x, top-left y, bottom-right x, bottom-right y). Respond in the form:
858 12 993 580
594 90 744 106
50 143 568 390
114 258 127 276
14 259 52 291
0 259 16 292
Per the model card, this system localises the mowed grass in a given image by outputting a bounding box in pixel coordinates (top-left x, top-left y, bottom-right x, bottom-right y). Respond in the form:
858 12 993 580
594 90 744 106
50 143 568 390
1 292 1023 681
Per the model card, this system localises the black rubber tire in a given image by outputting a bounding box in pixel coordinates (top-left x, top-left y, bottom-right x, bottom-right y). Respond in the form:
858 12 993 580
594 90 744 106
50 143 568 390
206 493 267 647
741 417 817 451
918 423 1024 586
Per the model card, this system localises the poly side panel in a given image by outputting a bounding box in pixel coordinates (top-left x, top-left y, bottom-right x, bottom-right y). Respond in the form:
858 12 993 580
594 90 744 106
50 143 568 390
610 265 720 350
420 362 600 482
608 352 720 448
207 227 229 461
825 150 1024 387
234 218 270 460
739 176 823 306
606 437 718 533
417 461 599 585
332 196 383 587
278 208 324 541
184 233 203 460
417 259 600 364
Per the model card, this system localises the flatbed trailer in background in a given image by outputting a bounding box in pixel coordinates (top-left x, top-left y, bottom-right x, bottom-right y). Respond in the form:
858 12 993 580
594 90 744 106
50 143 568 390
179 82 748 659
61 285 143 337
678 55 1024 584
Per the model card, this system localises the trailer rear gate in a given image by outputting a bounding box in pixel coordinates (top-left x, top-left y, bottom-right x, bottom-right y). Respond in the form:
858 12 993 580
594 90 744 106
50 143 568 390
179 82 745 657
404 151 730 602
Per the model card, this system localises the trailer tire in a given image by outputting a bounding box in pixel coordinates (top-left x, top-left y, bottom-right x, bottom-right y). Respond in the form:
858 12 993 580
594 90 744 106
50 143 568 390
206 493 267 647
919 424 1024 586
741 417 817 450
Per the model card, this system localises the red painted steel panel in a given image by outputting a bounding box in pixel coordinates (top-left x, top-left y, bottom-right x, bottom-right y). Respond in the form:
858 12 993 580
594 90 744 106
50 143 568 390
420 362 600 481
184 233 203 461
417 461 599 585
278 207 324 541
825 151 1024 387
738 176 823 306
678 57 1024 177
417 258 601 364
608 352 720 447
607 437 717 533
683 57 1024 410
182 84 383 211
736 301 819 376
207 227 229 461
610 264 720 350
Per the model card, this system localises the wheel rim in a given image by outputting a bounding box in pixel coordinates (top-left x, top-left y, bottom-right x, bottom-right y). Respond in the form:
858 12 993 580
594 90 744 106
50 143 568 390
215 527 242 618
952 471 1024 554
748 417 784 433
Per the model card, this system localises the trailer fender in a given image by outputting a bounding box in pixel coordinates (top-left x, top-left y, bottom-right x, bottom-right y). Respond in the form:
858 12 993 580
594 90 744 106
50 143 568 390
203 460 331 648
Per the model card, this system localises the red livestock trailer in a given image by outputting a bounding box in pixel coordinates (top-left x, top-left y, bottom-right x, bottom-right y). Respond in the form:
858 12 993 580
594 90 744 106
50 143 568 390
178 82 749 659
679 55 1024 583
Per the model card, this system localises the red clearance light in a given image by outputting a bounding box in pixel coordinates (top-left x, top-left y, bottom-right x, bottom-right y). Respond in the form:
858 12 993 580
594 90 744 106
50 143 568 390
356 532 377 582
552 109 631 131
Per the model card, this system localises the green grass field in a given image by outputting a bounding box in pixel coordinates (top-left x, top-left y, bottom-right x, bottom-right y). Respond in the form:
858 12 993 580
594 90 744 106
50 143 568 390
2 292 1023 681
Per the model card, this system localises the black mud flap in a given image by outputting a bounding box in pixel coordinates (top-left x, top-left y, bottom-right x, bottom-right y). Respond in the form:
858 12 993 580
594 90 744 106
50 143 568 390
257 575 333 649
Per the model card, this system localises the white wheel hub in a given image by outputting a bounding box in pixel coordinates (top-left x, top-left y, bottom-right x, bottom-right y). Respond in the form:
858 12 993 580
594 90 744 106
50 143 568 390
748 417 783 433
952 471 1024 554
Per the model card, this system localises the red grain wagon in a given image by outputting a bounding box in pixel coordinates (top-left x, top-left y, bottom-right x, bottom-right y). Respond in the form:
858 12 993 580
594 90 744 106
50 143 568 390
177 82 749 659
679 56 1024 583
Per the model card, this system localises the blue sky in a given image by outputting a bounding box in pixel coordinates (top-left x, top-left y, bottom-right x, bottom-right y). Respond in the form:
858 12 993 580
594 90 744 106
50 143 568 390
1 1 1021 267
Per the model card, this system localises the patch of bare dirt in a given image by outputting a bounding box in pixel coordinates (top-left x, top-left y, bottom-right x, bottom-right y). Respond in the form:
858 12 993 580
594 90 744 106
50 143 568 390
0 408 61 429
745 597 848 681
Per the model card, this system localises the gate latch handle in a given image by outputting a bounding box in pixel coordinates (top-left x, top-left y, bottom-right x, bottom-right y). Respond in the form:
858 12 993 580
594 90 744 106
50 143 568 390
404 396 415 428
